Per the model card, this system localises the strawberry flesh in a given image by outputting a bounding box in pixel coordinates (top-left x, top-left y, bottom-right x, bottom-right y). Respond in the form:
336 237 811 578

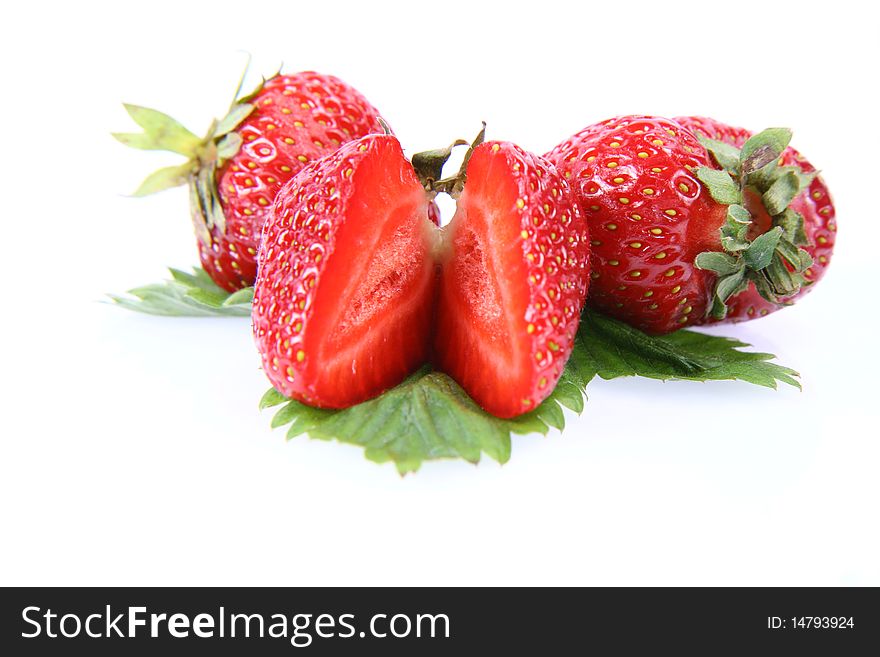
254 135 435 408
434 143 591 418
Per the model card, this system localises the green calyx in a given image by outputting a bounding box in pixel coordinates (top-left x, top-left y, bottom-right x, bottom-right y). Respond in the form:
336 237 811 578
411 122 486 198
693 128 815 319
113 66 267 243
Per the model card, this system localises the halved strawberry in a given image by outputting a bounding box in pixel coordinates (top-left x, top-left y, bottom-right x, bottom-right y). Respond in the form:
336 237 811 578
434 142 591 418
253 135 437 408
254 134 590 416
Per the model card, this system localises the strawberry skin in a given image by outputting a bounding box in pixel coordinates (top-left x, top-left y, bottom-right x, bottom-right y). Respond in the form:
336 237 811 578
211 73 385 291
546 116 723 334
434 142 591 418
547 115 834 333
253 135 436 408
674 116 836 323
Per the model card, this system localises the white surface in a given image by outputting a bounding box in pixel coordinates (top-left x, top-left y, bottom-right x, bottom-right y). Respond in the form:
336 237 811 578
1 0 878 586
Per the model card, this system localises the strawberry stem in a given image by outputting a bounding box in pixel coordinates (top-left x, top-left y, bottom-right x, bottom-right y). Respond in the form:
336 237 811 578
412 122 487 199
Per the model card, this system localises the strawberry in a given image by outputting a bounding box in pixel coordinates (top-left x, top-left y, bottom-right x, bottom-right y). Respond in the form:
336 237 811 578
434 141 591 417
253 132 590 417
673 116 836 322
115 71 386 291
253 134 436 408
546 115 835 334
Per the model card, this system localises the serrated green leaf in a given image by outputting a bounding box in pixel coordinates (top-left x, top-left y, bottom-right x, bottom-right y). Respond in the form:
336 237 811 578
261 310 801 472
119 104 202 156
130 163 193 196
743 227 783 270
109 267 252 317
697 136 742 171
581 311 707 375
696 167 741 205
260 388 287 410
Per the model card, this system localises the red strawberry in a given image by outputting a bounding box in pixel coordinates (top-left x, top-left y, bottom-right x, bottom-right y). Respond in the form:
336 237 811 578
115 71 386 291
253 133 590 417
253 134 436 408
674 116 836 322
434 142 590 417
546 115 834 334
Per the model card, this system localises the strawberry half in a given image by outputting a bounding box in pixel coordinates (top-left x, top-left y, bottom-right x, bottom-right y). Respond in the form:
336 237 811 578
253 132 590 417
115 70 385 291
434 142 590 417
253 135 436 408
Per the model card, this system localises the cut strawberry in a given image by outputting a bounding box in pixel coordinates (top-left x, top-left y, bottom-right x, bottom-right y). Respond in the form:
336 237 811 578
253 135 436 408
434 142 591 418
254 135 590 417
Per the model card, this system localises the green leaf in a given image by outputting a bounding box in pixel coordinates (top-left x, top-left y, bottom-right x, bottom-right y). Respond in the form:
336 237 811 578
762 169 801 215
215 103 256 137
130 163 193 196
265 368 516 474
216 132 244 162
758 251 810 300
260 388 288 410
777 208 808 245
575 311 799 387
117 104 202 156
196 165 227 233
716 268 748 302
743 227 784 270
224 287 255 306
262 310 800 472
697 136 741 171
726 203 752 225
775 238 809 271
719 204 753 252
694 251 742 276
696 167 741 205
740 128 792 174
109 267 252 317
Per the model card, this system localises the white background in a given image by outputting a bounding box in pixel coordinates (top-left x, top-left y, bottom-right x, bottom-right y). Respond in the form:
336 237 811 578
2 0 878 586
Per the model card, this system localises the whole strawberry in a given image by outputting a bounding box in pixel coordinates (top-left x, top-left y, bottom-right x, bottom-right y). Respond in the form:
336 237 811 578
546 115 835 334
674 116 836 322
115 71 386 291
253 130 590 417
